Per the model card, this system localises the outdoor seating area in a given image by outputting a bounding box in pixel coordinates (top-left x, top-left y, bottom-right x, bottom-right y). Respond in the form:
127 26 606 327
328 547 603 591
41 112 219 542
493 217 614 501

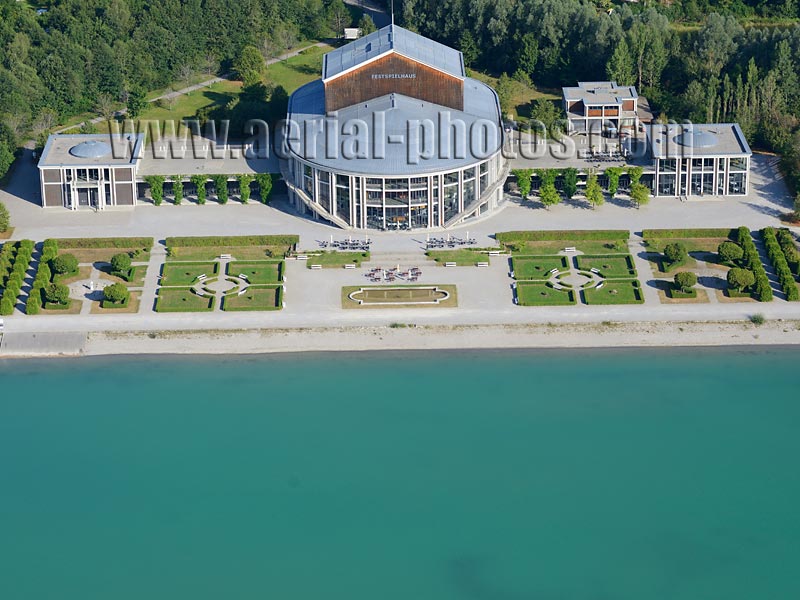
365 266 423 283
425 234 477 250
318 237 372 252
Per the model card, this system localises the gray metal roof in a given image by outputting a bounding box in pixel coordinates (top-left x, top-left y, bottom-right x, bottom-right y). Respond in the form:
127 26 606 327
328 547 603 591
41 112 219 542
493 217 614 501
323 24 465 81
563 81 638 104
286 78 501 176
648 123 752 158
38 133 145 168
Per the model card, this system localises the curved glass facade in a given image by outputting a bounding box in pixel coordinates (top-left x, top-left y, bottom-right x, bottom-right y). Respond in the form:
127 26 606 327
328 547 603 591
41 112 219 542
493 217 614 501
289 153 504 230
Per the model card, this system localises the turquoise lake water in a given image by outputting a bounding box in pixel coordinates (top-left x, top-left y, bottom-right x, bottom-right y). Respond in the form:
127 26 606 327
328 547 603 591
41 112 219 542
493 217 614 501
1 349 799 599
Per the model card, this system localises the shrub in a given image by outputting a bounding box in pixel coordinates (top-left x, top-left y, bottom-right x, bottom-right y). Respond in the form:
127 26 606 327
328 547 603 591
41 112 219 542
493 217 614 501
110 252 132 273
165 235 299 248
33 262 51 288
26 294 40 315
55 237 153 250
749 313 765 326
727 267 755 292
663 242 687 265
190 175 207 204
255 173 273 203
50 253 78 275
144 175 165 206
237 174 254 204
674 271 697 292
0 200 9 233
171 175 184 205
761 227 797 301
0 295 13 315
776 228 800 273
211 175 229 204
42 239 59 260
43 282 70 305
103 282 130 304
718 241 743 265
496 230 629 243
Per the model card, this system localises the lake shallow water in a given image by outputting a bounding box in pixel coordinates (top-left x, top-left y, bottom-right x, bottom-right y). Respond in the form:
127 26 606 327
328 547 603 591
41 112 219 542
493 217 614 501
1 348 799 599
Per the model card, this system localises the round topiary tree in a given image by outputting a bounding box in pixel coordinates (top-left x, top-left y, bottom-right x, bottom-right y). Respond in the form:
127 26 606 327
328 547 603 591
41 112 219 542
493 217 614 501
664 242 688 265
110 252 132 274
727 267 755 293
43 282 70 306
718 241 743 265
50 253 78 275
674 271 698 293
103 282 130 305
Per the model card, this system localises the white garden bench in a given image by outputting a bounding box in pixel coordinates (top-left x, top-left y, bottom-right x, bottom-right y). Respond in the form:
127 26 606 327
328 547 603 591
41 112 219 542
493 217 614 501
344 264 356 269
444 262 457 267
564 247 577 252
195 274 207 281
310 264 322 270
476 262 489 267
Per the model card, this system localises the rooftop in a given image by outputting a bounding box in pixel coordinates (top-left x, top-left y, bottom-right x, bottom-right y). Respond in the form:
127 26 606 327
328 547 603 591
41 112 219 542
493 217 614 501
648 123 752 158
287 77 502 176
322 24 465 81
38 133 144 168
563 81 638 105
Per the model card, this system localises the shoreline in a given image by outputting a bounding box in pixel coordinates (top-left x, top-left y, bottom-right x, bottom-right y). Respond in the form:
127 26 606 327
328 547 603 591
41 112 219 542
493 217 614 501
3 319 800 358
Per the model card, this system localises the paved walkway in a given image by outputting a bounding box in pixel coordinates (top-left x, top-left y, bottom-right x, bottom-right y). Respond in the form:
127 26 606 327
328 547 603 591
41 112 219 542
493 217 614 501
139 242 167 314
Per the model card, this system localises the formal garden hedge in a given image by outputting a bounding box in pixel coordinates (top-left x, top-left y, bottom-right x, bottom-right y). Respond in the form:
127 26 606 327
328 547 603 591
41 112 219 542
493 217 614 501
737 226 773 302
761 227 799 301
641 228 737 240
496 230 630 243
54 237 154 250
775 228 800 274
0 240 34 315
166 235 299 248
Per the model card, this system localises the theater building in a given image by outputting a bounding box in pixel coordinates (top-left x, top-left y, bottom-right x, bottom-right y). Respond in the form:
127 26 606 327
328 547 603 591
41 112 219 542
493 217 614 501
284 24 507 230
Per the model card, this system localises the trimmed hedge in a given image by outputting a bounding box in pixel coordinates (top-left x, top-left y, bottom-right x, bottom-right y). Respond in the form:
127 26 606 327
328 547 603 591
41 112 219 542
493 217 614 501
761 227 799 301
165 235 299 248
737 227 773 302
496 230 630 243
54 237 154 249
0 240 34 312
641 228 737 239
775 228 800 274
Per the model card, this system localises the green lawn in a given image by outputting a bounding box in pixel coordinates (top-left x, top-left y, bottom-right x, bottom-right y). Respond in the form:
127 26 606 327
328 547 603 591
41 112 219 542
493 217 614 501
155 288 215 312
266 44 333 93
306 251 369 268
222 285 282 311
426 249 494 266
516 282 576 306
582 280 644 305
511 255 568 280
576 255 637 279
160 262 219 287
226 261 282 284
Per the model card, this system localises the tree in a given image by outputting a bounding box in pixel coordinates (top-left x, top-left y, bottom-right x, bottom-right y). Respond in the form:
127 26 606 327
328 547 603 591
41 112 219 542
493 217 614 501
529 98 562 134
563 168 578 199
95 94 116 121
512 169 533 199
50 253 78 275
236 174 254 204
539 183 561 209
126 89 147 119
0 296 13 316
664 243 688 265
43 282 70 306
255 173 272 203
0 140 15 181
727 267 755 292
358 13 377 36
26 294 40 315
606 40 635 86
718 241 744 265
327 0 350 38
674 271 697 293
144 175 165 206
190 175 207 204
171 175 184 205
627 166 643 186
458 31 479 67
630 183 650 208
0 201 9 233
234 46 266 88
103 282 130 305
605 167 623 196
495 73 515 116
585 171 604 209
211 175 229 204
516 33 538 78
110 253 131 274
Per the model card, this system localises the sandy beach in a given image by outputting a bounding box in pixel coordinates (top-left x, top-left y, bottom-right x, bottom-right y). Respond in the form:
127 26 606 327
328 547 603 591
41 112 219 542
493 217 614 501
75 319 800 357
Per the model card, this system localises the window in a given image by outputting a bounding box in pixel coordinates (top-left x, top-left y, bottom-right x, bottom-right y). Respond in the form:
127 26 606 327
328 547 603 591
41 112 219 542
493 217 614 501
703 158 714 170
728 172 746 195
660 159 677 173
730 157 748 171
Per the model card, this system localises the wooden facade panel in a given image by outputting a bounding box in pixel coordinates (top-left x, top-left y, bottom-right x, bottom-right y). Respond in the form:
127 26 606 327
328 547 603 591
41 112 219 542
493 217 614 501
42 169 61 183
115 167 133 182
325 53 463 113
622 100 635 111
43 185 63 207
115 183 134 205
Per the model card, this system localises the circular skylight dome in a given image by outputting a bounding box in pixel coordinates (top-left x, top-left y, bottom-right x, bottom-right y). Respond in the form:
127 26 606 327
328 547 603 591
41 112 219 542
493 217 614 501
675 129 718 149
69 140 112 159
